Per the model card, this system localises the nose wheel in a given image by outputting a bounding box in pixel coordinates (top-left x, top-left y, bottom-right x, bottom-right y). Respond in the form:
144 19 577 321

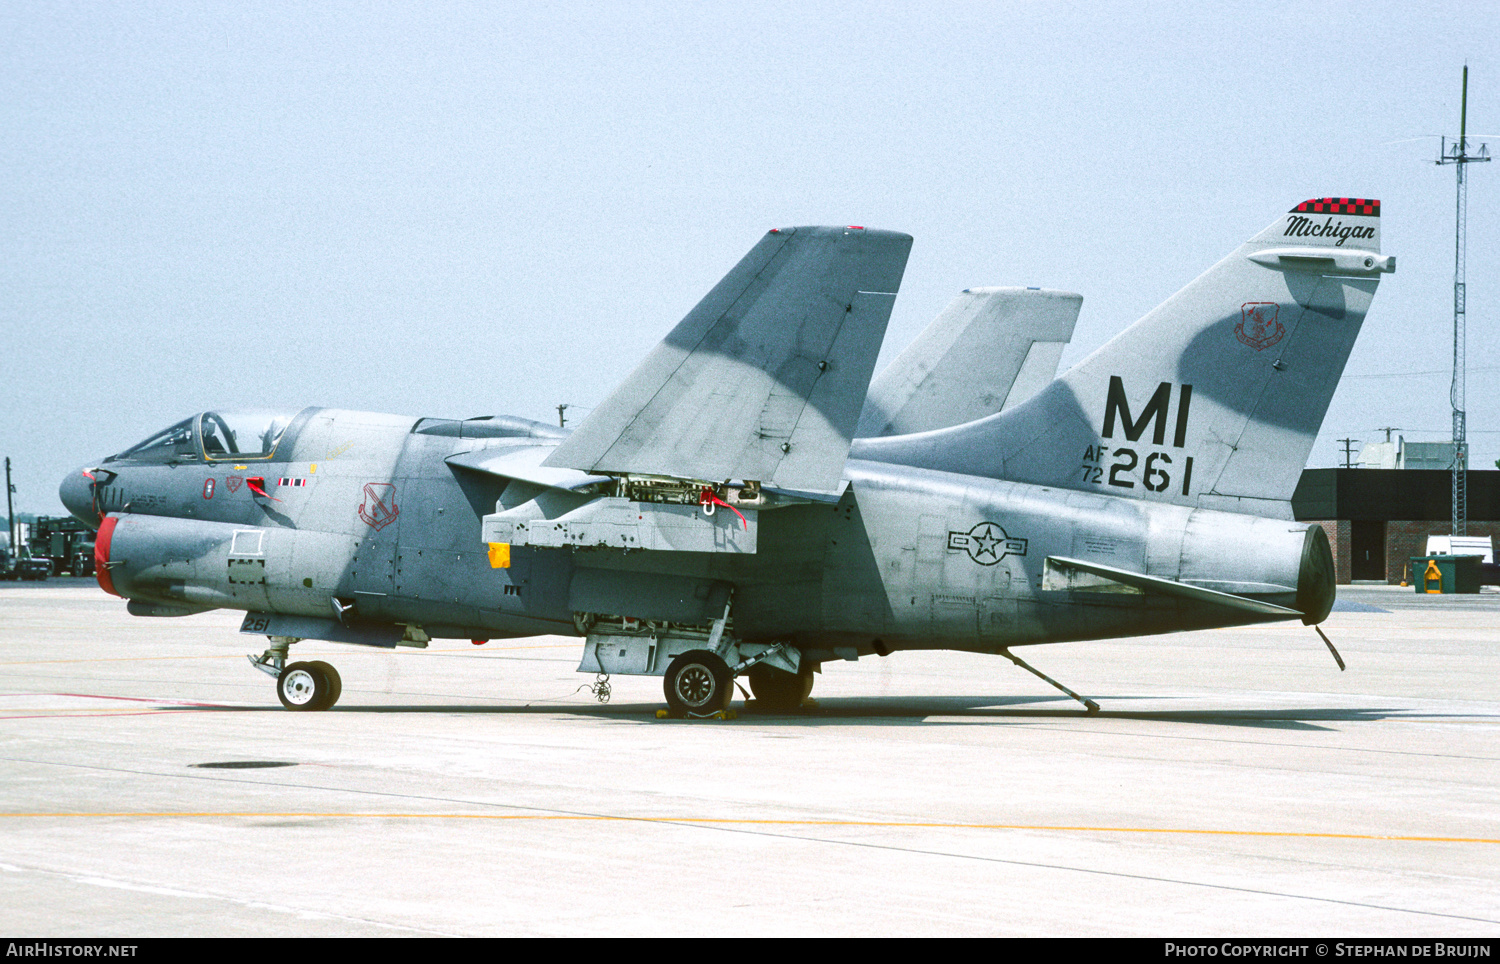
276 660 342 711
250 636 343 711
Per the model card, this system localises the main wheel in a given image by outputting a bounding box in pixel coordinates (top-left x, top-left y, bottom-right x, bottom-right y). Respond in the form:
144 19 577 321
277 661 336 711
746 663 814 711
663 650 733 716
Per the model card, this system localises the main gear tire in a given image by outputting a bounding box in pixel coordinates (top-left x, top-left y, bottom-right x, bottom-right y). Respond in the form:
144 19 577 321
277 661 335 711
663 650 733 716
746 663 814 711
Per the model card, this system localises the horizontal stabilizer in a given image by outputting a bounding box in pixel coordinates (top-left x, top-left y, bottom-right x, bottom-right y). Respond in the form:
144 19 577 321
858 287 1081 437
446 447 610 492
544 226 913 495
1044 556 1300 616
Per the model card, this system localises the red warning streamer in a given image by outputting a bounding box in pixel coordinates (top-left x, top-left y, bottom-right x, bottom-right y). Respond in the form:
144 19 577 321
244 476 281 502
699 487 749 530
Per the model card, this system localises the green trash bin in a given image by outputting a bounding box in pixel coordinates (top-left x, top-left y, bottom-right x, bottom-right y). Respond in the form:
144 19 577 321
1410 554 1483 594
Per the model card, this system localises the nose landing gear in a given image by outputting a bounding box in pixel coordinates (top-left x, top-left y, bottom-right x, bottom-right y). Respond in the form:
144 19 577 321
277 661 342 711
249 636 343 711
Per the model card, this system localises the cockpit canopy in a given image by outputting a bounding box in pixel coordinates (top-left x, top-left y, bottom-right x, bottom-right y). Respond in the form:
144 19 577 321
111 410 302 463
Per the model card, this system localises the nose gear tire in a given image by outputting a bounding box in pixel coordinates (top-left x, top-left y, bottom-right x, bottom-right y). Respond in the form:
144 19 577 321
277 661 340 711
306 660 342 709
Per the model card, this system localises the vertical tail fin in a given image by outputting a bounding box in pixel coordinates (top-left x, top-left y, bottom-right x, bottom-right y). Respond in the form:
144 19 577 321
854 199 1395 516
856 287 1081 437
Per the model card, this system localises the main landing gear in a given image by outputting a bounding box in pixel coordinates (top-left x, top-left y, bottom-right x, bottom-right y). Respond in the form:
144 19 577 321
249 636 343 711
745 662 815 712
660 649 817 717
663 650 734 716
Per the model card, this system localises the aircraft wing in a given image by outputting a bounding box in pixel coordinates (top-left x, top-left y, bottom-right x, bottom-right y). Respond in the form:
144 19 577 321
445 447 610 492
857 287 1081 437
543 226 913 496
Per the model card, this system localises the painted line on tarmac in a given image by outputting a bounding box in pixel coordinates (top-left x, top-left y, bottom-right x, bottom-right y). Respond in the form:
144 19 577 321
0 655 242 665
0 811 1495 845
0 692 240 719
0 642 570 666
0 711 173 720
4 756 1494 924
49 692 226 705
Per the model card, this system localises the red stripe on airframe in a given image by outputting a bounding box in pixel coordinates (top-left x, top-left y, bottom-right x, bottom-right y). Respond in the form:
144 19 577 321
95 516 120 597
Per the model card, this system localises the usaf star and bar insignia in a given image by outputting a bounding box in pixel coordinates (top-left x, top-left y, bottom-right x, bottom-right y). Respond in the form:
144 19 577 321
946 522 1027 566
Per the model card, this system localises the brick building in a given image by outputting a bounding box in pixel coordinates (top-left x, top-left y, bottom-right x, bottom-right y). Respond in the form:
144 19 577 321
1291 469 1500 584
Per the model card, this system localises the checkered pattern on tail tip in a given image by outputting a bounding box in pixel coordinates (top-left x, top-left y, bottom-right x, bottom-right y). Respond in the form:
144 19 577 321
1290 198 1379 217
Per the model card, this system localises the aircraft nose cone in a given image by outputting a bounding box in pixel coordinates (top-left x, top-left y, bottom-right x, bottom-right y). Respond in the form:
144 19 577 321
60 467 97 528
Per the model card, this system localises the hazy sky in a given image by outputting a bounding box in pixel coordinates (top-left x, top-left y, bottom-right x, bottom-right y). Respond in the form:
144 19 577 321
2 1 1496 516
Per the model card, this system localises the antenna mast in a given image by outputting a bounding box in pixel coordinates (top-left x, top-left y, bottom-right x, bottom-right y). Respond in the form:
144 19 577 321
1436 65 1490 536
1338 438 1360 469
5 458 13 553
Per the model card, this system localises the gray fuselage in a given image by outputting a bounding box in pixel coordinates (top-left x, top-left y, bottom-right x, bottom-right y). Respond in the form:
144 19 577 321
67 405 1326 664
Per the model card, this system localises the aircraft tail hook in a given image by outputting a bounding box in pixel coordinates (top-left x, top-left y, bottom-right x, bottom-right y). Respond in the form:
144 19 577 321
1001 647 1100 714
1314 625 1346 671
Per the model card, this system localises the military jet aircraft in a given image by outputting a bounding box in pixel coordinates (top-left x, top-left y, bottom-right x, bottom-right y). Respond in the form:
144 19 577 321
61 198 1394 715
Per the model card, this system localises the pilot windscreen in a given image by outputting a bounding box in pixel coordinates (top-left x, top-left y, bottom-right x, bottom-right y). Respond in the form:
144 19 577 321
115 417 199 462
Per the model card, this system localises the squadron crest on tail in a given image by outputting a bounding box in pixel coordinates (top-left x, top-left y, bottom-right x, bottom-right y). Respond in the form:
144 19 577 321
1235 303 1284 350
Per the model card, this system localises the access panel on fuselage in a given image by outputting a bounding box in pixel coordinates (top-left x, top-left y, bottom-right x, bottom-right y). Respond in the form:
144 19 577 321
833 478 1031 648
